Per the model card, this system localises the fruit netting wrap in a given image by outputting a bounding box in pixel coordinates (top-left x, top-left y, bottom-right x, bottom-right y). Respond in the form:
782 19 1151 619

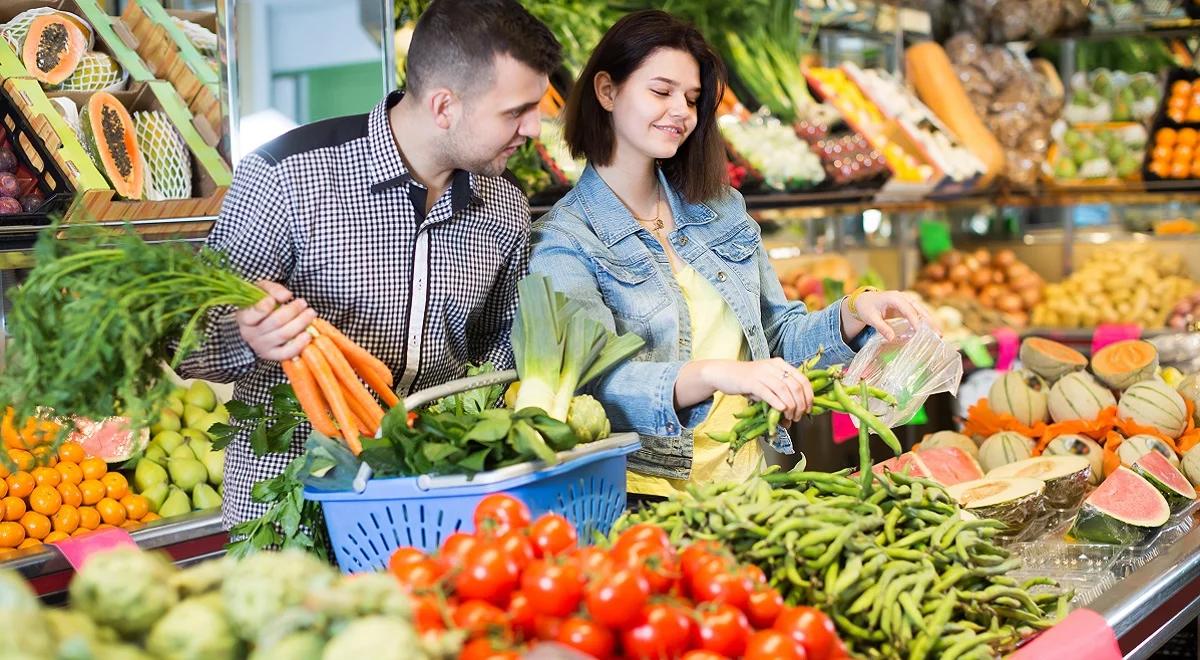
134 111 192 201
48 52 127 92
843 319 964 428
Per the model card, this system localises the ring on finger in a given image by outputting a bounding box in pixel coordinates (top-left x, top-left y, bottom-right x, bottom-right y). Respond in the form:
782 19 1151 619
781 370 791 380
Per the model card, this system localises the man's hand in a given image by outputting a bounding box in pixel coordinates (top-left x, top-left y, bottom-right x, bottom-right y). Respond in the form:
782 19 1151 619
236 281 318 362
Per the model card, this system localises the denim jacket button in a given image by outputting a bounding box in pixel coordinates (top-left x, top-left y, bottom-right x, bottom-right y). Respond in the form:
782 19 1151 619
717 271 727 282
677 235 689 246
666 423 676 433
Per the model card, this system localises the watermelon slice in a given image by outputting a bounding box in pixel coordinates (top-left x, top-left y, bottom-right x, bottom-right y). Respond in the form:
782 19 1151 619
917 447 985 486
70 416 149 462
1071 467 1170 544
870 452 929 478
1133 451 1197 514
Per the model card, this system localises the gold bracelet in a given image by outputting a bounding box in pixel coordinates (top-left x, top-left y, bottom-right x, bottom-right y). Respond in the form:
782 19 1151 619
846 286 879 319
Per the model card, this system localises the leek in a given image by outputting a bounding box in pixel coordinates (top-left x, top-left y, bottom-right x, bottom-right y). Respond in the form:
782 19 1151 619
511 274 644 422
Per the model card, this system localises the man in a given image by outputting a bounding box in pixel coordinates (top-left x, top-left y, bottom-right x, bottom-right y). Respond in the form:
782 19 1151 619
177 0 561 527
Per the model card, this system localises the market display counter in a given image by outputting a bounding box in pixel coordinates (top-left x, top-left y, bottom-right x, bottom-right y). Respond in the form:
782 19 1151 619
4 511 226 601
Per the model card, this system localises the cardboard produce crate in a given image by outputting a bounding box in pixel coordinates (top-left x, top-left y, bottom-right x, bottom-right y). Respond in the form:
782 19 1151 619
121 0 223 146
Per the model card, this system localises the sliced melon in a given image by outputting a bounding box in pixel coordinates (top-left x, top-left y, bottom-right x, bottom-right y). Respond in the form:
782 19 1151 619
1071 466 1169 544
1 8 94 50
1048 371 1116 424
987 456 1091 509
81 93 145 200
947 477 1045 536
1020 337 1087 383
1183 445 1200 488
978 431 1035 473
1133 451 1196 513
1092 340 1159 390
914 447 984 486
20 14 87 85
1044 434 1105 485
1118 379 1189 439
918 431 979 459
1118 434 1181 470
988 370 1049 426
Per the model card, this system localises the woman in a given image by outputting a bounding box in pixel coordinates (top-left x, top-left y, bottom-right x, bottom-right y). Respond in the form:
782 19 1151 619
530 10 929 501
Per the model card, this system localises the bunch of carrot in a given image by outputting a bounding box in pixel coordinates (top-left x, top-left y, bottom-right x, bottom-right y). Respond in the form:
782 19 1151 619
278 319 398 455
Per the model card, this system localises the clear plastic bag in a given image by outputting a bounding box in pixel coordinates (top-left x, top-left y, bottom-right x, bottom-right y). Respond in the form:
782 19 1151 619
842 319 964 428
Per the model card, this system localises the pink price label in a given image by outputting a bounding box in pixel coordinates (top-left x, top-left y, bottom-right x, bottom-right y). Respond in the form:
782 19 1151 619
990 327 1019 372
1092 324 1141 355
1009 609 1120 660
55 527 138 571
831 412 859 444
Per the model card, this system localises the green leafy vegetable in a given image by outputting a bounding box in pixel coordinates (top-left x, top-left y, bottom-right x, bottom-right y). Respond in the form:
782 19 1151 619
226 453 329 561
426 363 505 416
209 384 307 456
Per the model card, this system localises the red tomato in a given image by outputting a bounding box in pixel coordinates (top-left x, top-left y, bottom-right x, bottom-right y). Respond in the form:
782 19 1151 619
529 513 578 557
695 602 753 657
613 523 671 555
680 541 728 585
411 594 445 633
460 638 520 660
572 546 613 576
740 563 767 586
622 603 694 660
473 494 531 536
745 630 808 660
520 560 584 618
438 531 478 571
534 614 564 641
682 652 730 660
775 606 838 660
690 563 752 611
390 558 444 591
507 591 537 639
612 539 679 594
453 600 509 638
455 541 522 606
584 567 651 629
747 587 785 629
498 529 536 570
388 546 427 572
556 616 616 659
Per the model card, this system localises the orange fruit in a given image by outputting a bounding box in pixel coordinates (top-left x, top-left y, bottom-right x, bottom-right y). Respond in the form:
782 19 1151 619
96 498 126 526
1188 106 1200 123
31 466 60 488
0 521 24 548
7 472 35 499
79 458 107 481
52 504 79 534
120 494 150 521
121 520 142 531
1152 145 1174 162
101 472 128 500
57 442 85 464
20 511 51 540
3 496 26 522
1150 160 1171 178
1172 80 1192 96
30 446 57 469
43 530 70 544
95 523 115 531
141 512 161 523
1178 128 1198 147
70 528 90 537
1157 128 1178 147
1176 145 1195 162
57 482 82 508
1192 161 1200 179
0 478 6 499
77 506 100 530
0 460 7 480
16 538 41 550
7 449 34 472
79 480 105 506
1170 108 1187 123
55 461 83 486
1170 161 1191 179
28 485 61 516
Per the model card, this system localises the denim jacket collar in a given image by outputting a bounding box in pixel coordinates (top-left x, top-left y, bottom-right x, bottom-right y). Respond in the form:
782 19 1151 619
574 164 717 248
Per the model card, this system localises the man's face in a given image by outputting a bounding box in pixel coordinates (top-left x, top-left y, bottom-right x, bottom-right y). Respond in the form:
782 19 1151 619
447 53 548 177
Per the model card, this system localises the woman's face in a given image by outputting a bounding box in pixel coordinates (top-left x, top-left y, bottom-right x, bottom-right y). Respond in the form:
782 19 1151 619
598 48 701 163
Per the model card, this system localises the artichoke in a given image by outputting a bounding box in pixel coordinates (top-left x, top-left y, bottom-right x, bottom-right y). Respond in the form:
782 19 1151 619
68 548 179 639
307 572 412 621
322 617 420 660
567 394 610 443
221 550 337 642
0 570 55 658
250 631 326 660
146 595 240 660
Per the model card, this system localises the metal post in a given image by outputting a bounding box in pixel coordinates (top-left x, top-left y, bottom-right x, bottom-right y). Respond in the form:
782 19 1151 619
217 0 239 162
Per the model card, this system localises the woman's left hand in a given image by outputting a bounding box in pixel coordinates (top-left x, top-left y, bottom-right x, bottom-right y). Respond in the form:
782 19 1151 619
842 290 937 342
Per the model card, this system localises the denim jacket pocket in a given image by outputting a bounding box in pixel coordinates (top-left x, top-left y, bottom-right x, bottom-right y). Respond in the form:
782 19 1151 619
710 226 761 295
593 256 670 325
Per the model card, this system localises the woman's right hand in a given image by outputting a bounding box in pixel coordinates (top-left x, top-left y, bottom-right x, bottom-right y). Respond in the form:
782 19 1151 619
700 358 813 423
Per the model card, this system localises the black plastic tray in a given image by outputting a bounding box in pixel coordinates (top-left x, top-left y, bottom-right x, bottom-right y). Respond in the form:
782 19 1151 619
0 85 75 227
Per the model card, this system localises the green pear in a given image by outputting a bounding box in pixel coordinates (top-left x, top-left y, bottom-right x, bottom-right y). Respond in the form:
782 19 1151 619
189 437 213 462
184 382 217 412
134 459 169 493
193 413 226 434
192 483 222 510
170 443 197 461
211 404 230 425
180 428 211 444
202 448 224 487
168 457 208 492
152 430 185 453
183 404 209 430
143 444 167 465
159 487 192 518
141 482 169 513
151 409 182 436
218 482 225 498
165 396 185 418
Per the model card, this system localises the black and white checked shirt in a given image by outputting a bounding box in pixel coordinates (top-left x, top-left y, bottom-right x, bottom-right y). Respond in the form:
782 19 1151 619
177 91 531 528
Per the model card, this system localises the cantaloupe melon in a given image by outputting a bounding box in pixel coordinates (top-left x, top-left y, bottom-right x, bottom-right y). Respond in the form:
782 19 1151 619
947 477 1045 536
20 14 87 85
1118 379 1189 438
1118 434 1181 470
1177 374 1200 426
988 456 1091 509
917 431 979 459
988 371 1049 426
979 431 1035 473
1044 434 1104 485
1092 340 1159 390
1048 371 1116 423
81 92 144 200
1020 337 1087 383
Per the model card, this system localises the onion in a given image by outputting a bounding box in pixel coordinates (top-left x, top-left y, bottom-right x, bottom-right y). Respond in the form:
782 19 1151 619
973 248 991 265
994 249 1016 268
969 269 992 289
949 264 970 283
996 293 1023 313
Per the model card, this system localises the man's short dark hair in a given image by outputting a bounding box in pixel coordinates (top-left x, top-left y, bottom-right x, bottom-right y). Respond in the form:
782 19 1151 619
406 0 562 98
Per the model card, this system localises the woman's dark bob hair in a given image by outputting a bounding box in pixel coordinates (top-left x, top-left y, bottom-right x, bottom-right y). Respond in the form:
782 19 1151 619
563 10 728 204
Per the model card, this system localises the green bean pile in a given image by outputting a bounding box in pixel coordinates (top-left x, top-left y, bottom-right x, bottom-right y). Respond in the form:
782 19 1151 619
616 469 1072 660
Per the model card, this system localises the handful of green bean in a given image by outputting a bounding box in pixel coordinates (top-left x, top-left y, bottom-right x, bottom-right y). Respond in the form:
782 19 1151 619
616 469 1073 660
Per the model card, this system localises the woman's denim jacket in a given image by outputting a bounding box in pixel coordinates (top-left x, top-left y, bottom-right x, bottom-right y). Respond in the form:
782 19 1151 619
529 164 872 480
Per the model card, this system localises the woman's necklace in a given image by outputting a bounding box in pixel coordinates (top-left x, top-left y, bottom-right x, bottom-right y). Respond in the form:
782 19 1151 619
628 185 664 235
